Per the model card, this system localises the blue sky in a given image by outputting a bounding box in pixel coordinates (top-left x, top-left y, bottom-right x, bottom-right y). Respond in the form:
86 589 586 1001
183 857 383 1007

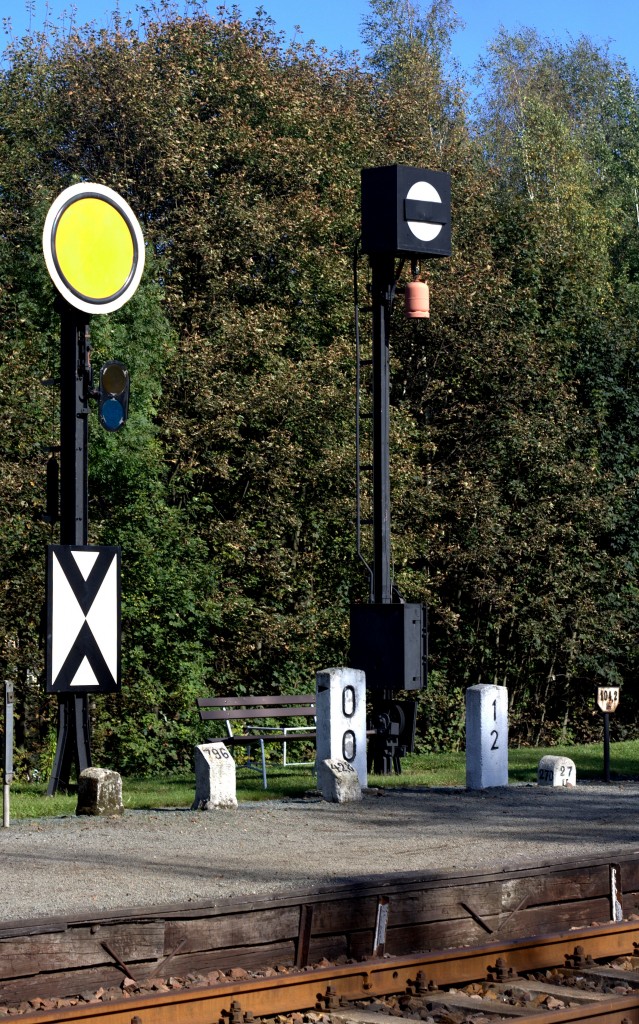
3 0 639 80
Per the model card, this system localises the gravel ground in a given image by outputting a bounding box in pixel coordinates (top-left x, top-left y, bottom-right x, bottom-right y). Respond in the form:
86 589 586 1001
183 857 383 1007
1 782 639 923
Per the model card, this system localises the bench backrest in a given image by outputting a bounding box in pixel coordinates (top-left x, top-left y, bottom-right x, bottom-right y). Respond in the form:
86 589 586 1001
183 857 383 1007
197 694 315 722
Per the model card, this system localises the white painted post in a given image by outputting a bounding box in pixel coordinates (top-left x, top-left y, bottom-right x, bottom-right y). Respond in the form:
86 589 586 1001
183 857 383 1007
316 667 367 789
192 743 238 810
465 683 508 789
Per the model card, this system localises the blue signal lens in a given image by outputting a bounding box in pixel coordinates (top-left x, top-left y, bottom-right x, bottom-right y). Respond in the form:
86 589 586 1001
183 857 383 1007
101 397 125 431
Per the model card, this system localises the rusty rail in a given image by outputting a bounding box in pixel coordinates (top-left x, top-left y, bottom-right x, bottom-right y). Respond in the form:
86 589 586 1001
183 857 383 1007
9 920 639 1024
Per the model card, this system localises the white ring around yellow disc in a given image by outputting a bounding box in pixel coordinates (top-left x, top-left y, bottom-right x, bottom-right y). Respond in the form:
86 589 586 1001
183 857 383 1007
43 183 145 315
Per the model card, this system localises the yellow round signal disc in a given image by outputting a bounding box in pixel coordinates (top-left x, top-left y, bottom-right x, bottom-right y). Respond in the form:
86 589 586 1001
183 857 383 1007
43 183 145 315
55 197 134 300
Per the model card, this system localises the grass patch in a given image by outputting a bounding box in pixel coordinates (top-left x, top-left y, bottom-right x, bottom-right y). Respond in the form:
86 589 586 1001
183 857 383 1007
7 769 320 819
508 740 639 782
6 740 637 820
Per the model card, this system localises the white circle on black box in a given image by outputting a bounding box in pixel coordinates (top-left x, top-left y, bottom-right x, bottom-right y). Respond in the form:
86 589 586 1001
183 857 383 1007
406 180 442 243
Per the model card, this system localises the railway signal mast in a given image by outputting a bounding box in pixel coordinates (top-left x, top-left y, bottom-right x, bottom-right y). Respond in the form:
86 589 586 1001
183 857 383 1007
350 165 451 774
42 183 145 794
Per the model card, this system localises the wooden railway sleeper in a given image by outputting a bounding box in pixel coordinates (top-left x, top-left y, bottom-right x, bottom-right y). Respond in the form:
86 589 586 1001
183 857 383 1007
8 922 639 1024
100 941 139 982
148 940 186 979
579 965 639 985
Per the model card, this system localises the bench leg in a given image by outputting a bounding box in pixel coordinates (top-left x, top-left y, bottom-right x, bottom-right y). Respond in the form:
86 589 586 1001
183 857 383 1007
259 737 267 789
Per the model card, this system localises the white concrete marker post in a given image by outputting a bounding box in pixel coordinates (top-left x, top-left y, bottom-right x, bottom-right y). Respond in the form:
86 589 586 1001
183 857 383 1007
316 667 367 790
466 683 509 789
192 743 238 810
537 755 576 788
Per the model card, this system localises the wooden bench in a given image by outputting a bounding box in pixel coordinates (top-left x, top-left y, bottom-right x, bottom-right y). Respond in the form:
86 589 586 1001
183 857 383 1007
196 694 316 789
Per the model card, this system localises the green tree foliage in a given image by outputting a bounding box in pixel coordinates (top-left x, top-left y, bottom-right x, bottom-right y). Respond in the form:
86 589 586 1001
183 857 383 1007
0 6 384 773
2 1 639 774
442 29 639 738
88 277 217 772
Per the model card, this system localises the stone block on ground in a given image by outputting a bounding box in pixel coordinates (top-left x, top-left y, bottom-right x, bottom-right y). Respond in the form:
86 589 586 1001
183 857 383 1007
537 755 576 788
76 767 123 816
317 758 362 803
192 743 237 810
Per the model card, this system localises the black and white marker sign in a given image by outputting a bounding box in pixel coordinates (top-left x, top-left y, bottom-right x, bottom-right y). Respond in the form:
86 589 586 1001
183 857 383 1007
360 164 451 258
46 545 121 694
597 686 620 713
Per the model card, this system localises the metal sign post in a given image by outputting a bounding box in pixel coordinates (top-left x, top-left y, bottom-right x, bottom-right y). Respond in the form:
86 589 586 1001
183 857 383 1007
352 165 451 774
597 686 620 784
46 301 92 795
3 681 14 828
371 253 395 608
603 712 611 784
42 183 145 795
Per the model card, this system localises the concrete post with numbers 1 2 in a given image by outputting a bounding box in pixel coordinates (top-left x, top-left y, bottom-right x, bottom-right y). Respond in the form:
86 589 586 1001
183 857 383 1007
465 683 508 789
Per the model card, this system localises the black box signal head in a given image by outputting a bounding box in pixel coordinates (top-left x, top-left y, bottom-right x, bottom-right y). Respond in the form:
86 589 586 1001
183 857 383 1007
99 360 129 431
361 164 451 259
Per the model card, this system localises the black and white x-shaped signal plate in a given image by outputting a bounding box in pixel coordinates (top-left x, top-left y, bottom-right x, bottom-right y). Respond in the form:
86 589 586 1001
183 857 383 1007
46 545 121 694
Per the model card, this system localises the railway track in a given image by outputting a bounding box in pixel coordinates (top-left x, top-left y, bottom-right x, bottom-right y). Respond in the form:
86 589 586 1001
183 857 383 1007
4 854 639 1024
6 921 639 1024
3 850 637 1002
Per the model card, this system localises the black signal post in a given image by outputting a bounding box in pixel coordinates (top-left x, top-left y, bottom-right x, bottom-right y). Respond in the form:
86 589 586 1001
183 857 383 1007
42 182 144 796
47 299 92 795
351 165 451 774
371 253 395 607
47 308 129 794
59 301 90 544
